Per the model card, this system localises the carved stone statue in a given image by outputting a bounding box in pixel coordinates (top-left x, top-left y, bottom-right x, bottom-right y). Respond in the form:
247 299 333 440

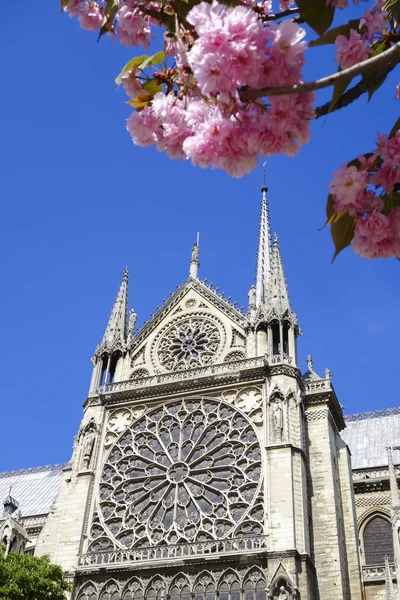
248 285 256 309
272 400 283 442
278 586 289 600
81 420 97 470
191 242 199 262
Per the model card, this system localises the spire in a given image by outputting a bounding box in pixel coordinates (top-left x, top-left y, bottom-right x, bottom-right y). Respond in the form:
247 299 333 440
97 267 129 354
266 233 291 315
255 185 271 307
190 234 200 279
384 556 396 600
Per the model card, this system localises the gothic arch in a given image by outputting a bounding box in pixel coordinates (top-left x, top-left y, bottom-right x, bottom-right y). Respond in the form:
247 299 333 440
121 577 144 600
359 511 394 565
145 575 167 600
168 574 191 600
76 582 98 600
217 569 241 600
243 567 267 600
193 571 216 600
98 579 121 600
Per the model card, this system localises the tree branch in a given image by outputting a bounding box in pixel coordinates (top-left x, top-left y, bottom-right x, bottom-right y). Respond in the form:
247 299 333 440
315 62 397 118
239 41 400 101
262 7 299 21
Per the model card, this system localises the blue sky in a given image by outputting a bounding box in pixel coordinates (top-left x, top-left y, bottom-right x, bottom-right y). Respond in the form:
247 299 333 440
0 3 399 472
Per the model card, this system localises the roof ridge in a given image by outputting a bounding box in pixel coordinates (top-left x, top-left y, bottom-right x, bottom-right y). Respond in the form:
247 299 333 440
345 406 400 422
0 463 67 479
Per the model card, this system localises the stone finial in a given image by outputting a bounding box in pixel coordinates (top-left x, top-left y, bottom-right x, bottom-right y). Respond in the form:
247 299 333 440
3 488 19 518
324 368 332 380
307 355 313 372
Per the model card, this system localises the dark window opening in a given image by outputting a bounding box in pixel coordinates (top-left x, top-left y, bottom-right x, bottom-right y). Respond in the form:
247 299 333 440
364 516 394 565
271 322 280 355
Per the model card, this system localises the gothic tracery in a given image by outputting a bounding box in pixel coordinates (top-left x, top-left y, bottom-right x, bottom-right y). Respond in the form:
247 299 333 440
92 398 262 550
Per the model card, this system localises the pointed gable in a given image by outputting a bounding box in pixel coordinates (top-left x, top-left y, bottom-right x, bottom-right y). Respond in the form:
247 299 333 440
123 278 246 380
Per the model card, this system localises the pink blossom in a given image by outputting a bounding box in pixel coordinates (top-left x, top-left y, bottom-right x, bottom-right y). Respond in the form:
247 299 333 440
121 69 143 99
263 21 306 86
370 164 400 193
187 3 268 96
65 0 80 17
334 29 371 70
360 3 387 42
330 164 368 215
116 5 151 48
77 1 103 32
126 106 162 146
351 212 400 259
279 0 294 10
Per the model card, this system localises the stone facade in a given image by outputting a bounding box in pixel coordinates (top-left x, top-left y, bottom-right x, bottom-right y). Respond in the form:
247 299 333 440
1 187 399 599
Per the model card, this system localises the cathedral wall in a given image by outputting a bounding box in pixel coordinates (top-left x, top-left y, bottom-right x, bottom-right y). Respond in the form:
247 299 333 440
36 403 104 575
336 441 362 600
306 408 356 599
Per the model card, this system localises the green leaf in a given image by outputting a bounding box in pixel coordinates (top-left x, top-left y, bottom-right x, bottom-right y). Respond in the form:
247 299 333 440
138 51 165 70
115 56 149 85
331 213 355 262
126 93 152 108
143 78 163 96
309 19 360 47
389 117 400 139
296 0 335 35
98 0 121 40
329 71 353 112
325 194 341 226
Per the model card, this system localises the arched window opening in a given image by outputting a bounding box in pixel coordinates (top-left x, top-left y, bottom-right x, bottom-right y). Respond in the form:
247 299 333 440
194 578 215 600
283 322 290 356
218 578 240 600
100 354 109 385
243 568 266 600
108 351 121 383
364 516 394 565
77 584 97 600
271 321 280 356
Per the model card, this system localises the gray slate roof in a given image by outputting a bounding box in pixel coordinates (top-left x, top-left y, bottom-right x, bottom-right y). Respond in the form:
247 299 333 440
0 464 65 518
342 407 400 469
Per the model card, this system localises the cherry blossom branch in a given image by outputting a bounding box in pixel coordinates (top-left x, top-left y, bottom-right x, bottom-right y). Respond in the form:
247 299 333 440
315 62 398 118
239 41 400 101
262 7 300 21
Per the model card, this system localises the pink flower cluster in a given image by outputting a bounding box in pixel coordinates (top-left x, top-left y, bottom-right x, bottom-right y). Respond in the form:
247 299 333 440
334 1 386 69
125 2 314 177
65 0 152 47
330 130 400 259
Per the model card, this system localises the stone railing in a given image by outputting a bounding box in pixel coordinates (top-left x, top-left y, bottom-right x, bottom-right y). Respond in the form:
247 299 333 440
362 564 396 581
78 535 268 569
269 355 293 365
304 379 331 393
93 357 266 396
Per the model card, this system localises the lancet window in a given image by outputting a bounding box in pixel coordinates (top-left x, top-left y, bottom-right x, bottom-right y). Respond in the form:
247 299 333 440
363 515 394 565
76 568 267 600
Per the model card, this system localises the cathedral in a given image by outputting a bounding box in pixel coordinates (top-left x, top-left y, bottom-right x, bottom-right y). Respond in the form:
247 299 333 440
1 186 400 600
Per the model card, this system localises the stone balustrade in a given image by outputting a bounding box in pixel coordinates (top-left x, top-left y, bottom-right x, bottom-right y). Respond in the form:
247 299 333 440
362 563 395 581
78 535 269 569
93 357 267 396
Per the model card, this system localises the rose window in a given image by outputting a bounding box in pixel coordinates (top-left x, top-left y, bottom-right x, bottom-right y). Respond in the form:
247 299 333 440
155 317 223 372
97 398 262 549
